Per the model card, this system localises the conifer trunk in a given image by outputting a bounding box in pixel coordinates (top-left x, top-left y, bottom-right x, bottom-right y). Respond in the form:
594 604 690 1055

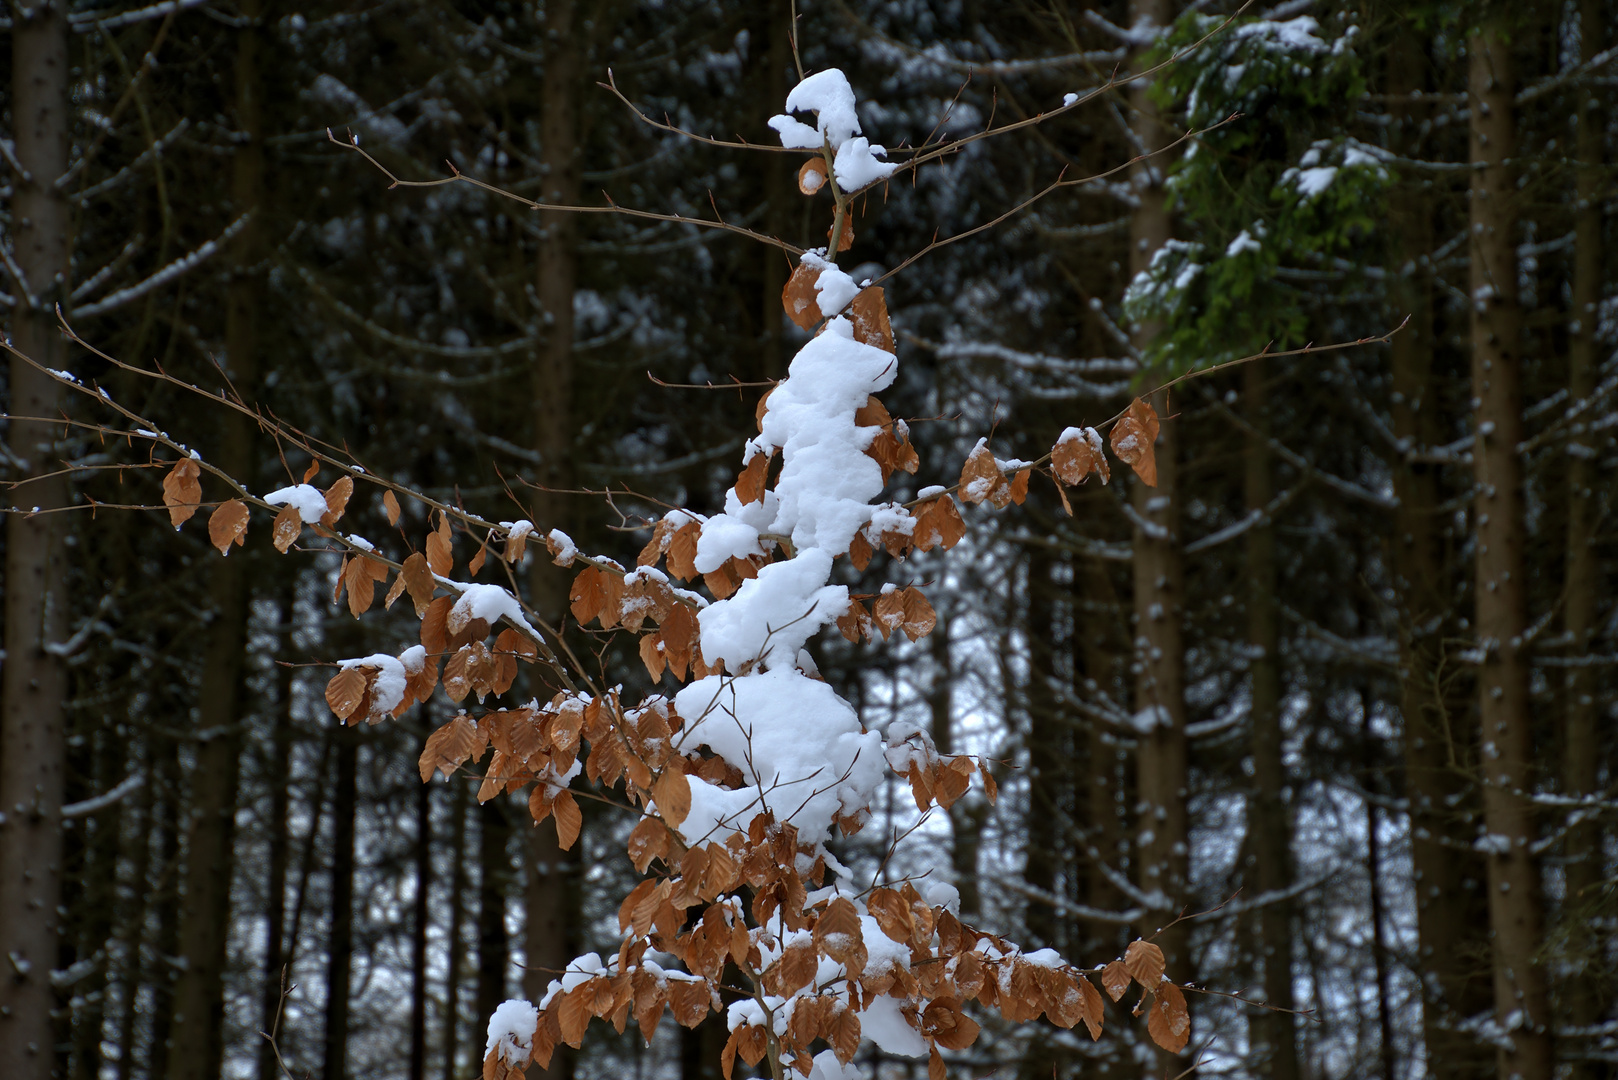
1386 29 1493 1080
1562 2 1606 1070
525 5 583 1075
1127 1 1190 1023
167 8 265 1075
1244 360 1298 1080
1 3 72 1076
1468 24 1553 1080
322 731 358 1080
409 778 432 1080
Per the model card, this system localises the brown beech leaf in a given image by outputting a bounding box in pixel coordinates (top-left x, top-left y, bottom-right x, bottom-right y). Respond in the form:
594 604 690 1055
321 475 354 527
469 542 488 576
847 284 899 352
1146 981 1190 1053
777 941 818 996
899 587 937 642
782 262 821 331
558 989 589 1048
382 489 402 525
871 589 905 640
652 768 692 827
667 522 700 581
419 714 484 782
426 512 454 577
1110 398 1160 487
1124 939 1166 989
735 452 770 505
420 595 453 654
208 499 249 555
301 459 320 484
866 887 912 943
393 552 436 616
798 157 828 195
162 458 203 528
828 214 854 253
849 530 874 572
1101 960 1131 1002
325 667 368 722
1008 468 1030 506
1078 976 1105 1040
625 817 670 873
957 444 1009 507
1052 427 1109 486
928 1047 945 1080
271 504 302 553
835 598 871 643
507 525 531 564
553 790 582 851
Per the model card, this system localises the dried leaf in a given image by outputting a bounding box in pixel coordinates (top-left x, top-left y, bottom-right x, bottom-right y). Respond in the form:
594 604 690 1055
836 598 871 644
1078 976 1105 1040
827 214 854 252
928 1047 945 1080
553 790 582 851
667 522 700 581
322 475 354 527
419 714 484 781
849 531 874 572
1009 468 1030 506
899 587 937 642
797 157 828 196
272 504 302 553
469 543 488 576
301 460 320 484
421 595 453 655
558 989 589 1048
325 667 368 722
383 490 402 525
393 552 435 616
872 590 905 640
1101 960 1131 1002
850 287 894 354
426 512 454 577
653 768 692 828
162 458 203 528
1052 427 1109 486
570 566 606 625
1146 982 1190 1053
208 499 249 555
957 445 1009 507
735 452 770 506
867 887 912 943
1110 399 1160 487
1124 939 1166 989
625 817 670 873
782 262 821 331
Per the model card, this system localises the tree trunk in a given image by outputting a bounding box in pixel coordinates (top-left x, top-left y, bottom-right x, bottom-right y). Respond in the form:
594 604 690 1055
1561 2 1607 1073
477 798 512 1024
1468 24 1553 1080
928 613 983 918
1386 27 1493 1079
167 8 265 1075
1023 548 1066 953
444 777 470 1080
1 3 72 1076
258 643 294 1080
524 5 582 1078
410 778 432 1080
1244 360 1298 1080
1127 2 1190 1037
322 731 358 1080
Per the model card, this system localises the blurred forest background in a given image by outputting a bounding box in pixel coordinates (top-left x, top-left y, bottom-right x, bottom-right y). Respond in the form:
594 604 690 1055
0 1 1613 1080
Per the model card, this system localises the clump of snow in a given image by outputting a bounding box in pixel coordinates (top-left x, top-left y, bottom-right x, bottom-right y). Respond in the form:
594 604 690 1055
799 251 861 320
485 999 539 1065
338 653 407 717
673 668 884 846
832 136 898 190
263 484 328 524
696 551 847 672
449 583 535 636
1225 229 1263 257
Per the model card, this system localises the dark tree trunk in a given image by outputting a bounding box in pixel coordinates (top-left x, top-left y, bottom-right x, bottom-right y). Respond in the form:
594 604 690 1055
0 3 72 1075
322 731 358 1080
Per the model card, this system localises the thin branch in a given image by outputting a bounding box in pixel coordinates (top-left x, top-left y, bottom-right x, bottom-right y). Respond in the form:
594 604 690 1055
328 131 805 256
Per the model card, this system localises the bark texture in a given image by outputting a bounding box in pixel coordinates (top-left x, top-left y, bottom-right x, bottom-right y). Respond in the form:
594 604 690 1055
166 7 265 1075
1244 360 1298 1080
1 4 72 1077
1468 23 1553 1080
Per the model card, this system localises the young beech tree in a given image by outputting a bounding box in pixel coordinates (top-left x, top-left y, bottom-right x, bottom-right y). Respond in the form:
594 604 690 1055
18 57 1302 1080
